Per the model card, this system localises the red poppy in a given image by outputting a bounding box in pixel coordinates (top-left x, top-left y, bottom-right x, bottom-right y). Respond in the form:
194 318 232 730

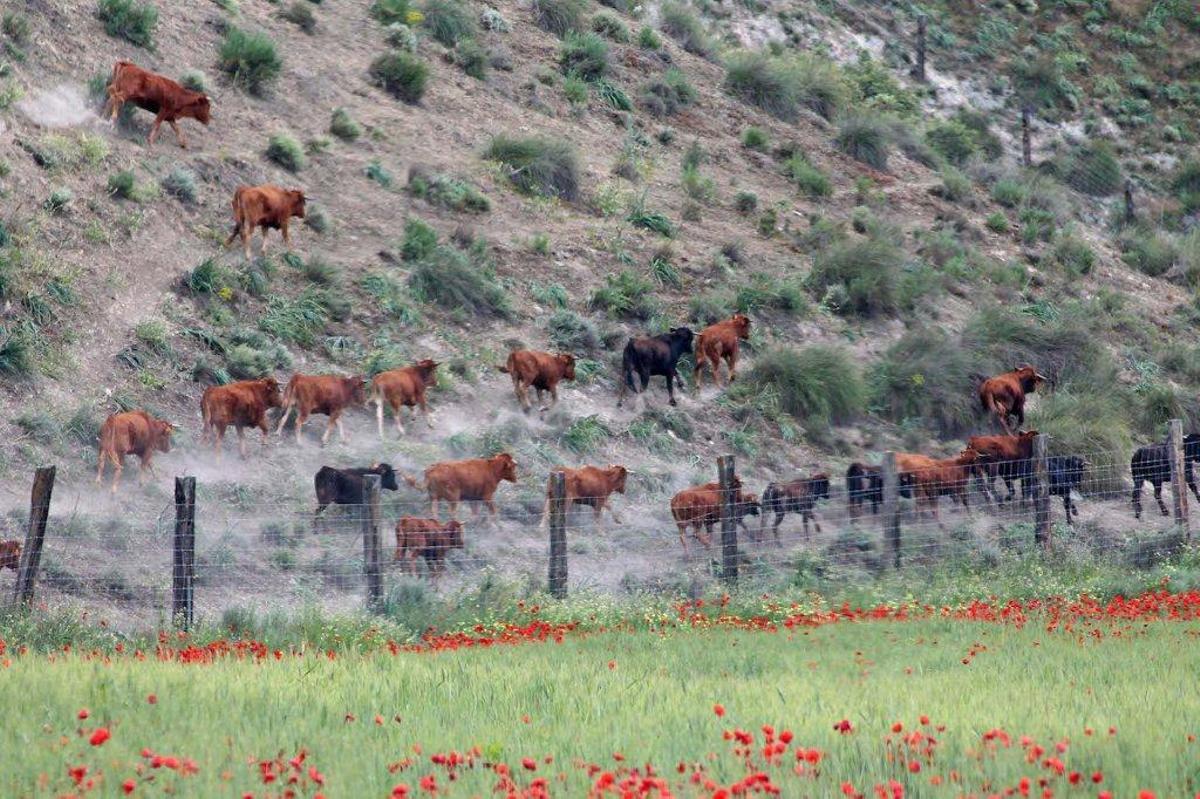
77 708 90 720
147 694 157 705
713 704 725 717
521 758 537 771
89 727 111 747
122 779 137 795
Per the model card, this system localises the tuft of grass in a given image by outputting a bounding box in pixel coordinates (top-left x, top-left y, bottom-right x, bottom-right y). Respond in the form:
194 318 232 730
986 212 1009 233
925 120 978 166
807 236 904 317
591 12 628 42
659 2 712 58
219 28 282 95
935 166 973 203
0 324 32 376
636 26 661 50
741 127 768 151
639 69 697 117
370 0 411 24
1171 160 1200 213
3 12 31 45
734 191 757 215
1059 140 1122 197
401 218 439 261
563 74 588 105
532 0 586 36
161 166 198 203
588 270 660 320
561 415 611 453
179 70 207 92
835 113 891 171
783 153 831 198
365 159 394 188
408 245 512 318
869 328 977 436
280 2 317 33
422 0 476 46
736 345 864 430
1050 233 1095 276
560 31 609 81
106 170 137 200
44 188 72 213
265 134 305 172
1120 230 1177 278
453 39 489 80
259 291 329 346
96 0 157 49
546 309 599 351
370 52 429 103
329 108 361 141
484 135 580 201
407 167 490 213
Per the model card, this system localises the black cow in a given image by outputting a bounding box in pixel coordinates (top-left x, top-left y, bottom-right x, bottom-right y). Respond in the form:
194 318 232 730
846 462 882 519
1019 456 1087 523
617 327 694 407
314 463 401 521
761 474 831 542
1131 434 1200 519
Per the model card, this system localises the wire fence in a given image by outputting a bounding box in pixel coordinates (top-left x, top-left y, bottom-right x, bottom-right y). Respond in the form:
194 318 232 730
3 428 1198 630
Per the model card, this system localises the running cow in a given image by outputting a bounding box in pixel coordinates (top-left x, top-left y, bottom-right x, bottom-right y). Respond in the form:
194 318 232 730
670 479 760 554
694 313 751 389
224 185 307 259
394 518 465 578
313 463 401 518
200 377 282 459
540 464 628 532
1131 434 1200 519
617 327 694 408
369 359 439 439
978 365 1047 434
967 430 1039 503
499 350 576 413
407 453 518 523
96 411 175 492
276 374 367 445
761 473 831 542
104 61 211 148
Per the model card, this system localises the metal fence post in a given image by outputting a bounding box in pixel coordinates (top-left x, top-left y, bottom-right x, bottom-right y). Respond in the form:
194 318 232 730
362 474 383 611
1033 434 1052 551
13 466 55 607
881 452 901 570
914 14 927 83
548 471 568 599
172 476 196 630
1021 106 1033 167
1168 419 1190 539
718 455 738 586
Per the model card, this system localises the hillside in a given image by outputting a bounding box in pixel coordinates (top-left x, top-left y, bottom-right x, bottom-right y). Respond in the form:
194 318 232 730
1 0 1199 614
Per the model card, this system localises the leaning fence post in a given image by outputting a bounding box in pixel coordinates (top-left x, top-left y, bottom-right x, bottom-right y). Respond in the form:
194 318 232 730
362 474 383 611
881 452 901 570
913 14 927 83
1168 418 1190 539
1021 106 1033 167
13 466 55 607
547 471 568 599
718 455 738 586
172 476 196 630
1032 434 1052 551
1124 179 1136 224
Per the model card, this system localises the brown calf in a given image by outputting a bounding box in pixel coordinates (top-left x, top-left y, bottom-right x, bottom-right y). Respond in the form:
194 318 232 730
0 540 21 572
408 453 519 522
224 185 307 260
979 365 1046 434
540 464 628 531
395 517 465 578
96 411 175 493
369 360 439 439
694 313 751 389
967 430 1039 503
105 61 211 148
275 374 366 445
499 350 576 413
670 479 761 554
906 449 987 520
201 377 282 459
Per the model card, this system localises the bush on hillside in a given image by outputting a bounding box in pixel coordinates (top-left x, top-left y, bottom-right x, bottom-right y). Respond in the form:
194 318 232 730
453 39 489 80
783 153 831 198
1171 159 1200 212
370 52 428 103
869 328 978 436
925 120 978 166
835 113 891 171
591 12 629 42
807 237 903 317
329 108 362 141
1010 57 1080 118
588 270 660 320
1120 230 1177 278
265 134 305 172
370 0 411 24
408 245 512 318
559 32 609 81
659 2 712 58
484 135 580 201
953 109 1003 160
96 0 157 49
407 167 490 212
280 2 317 33
422 0 476 46
740 346 864 428
724 51 847 123
160 166 198 203
741 127 768 151
532 0 586 36
961 306 1114 390
639 69 697 117
219 28 282 95
546 309 600 351
1059 140 1122 197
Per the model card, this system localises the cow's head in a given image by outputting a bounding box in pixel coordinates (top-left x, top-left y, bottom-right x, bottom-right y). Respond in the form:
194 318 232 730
414 359 440 386
288 189 307 219
186 93 211 125
557 353 577 381
1012 364 1047 392
736 491 761 518
668 326 695 353
607 464 628 494
346 375 368 404
493 452 518 483
809 473 831 501
375 463 400 491
443 520 465 551
153 419 175 452
730 313 752 339
259 377 283 407
956 448 984 466
1016 430 1039 444
0 540 21 570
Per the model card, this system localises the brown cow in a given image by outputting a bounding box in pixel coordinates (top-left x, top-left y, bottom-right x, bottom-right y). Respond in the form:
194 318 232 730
104 61 211 148
694 313 751 389
0 540 21 572
96 410 175 493
905 449 987 520
670 479 761 554
498 350 576 413
394 517 465 578
539 464 628 532
200 377 282 459
223 185 307 259
967 430 1039 503
407 453 519 522
275 374 367 445
979 365 1047 434
369 360 439 439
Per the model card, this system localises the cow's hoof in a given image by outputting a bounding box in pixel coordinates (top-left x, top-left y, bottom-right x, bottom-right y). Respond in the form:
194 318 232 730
669 399 677 406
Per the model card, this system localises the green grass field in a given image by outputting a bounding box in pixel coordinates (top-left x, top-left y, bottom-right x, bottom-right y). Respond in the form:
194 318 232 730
3 613 1199 797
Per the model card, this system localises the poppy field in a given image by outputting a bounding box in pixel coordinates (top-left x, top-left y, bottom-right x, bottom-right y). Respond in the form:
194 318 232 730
3 591 1200 798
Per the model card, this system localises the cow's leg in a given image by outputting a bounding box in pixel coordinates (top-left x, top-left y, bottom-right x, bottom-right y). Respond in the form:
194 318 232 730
697 521 712 548
420 396 434 428
96 451 107 485
295 410 308 445
773 513 785 545
281 219 292 252
430 496 440 520
513 378 529 413
242 223 253 260
392 402 407 437
726 351 738 383
1132 477 1144 520
693 355 705 392
807 509 822 536
259 225 271 256
543 384 558 412
275 404 293 436
148 110 166 146
105 91 124 123
1154 481 1169 517
375 398 386 440
484 498 498 524
676 523 689 554
111 454 124 494
666 369 678 406
236 427 248 460
1062 493 1073 524
320 412 338 447
259 419 270 451
168 119 188 149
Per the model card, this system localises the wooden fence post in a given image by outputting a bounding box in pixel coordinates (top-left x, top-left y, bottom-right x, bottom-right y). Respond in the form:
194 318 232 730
12 466 55 607
881 452 901 570
1032 434 1052 551
1168 418 1190 539
172 476 196 630
362 474 383 611
718 455 738 586
914 14 927 83
1021 106 1033 167
1124 179 1136 224
548 471 568 599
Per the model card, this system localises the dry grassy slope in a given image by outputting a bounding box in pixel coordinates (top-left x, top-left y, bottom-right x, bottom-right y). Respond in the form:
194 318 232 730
0 0 1190 515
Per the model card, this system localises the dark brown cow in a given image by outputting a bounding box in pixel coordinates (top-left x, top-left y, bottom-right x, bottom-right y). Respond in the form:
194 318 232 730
0 540 21 572
394 517 465 577
406 453 519 522
369 360 439 439
275 374 366 445
906 449 987 520
618 327 694 407
670 479 761 554
104 61 211 148
200 377 282 459
96 411 175 493
223 185 307 259
539 464 628 531
498 350 576 413
694 313 751 389
967 430 1039 503
979 365 1046 434
760 473 830 542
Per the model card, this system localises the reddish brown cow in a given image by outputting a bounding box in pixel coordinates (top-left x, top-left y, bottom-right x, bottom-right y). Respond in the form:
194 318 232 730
200 377 282 459
967 430 1039 503
670 479 761 554
275 374 367 445
394 517 465 578
906 449 987 520
694 313 751 389
498 350 576 413
369 360 439 439
104 61 211 148
96 411 175 493
539 464 628 531
0 540 21 572
979 365 1047 434
223 185 307 259
407 453 519 522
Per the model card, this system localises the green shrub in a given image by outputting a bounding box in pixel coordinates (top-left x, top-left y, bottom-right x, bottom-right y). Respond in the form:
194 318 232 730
96 0 157 49
160 166 198 203
408 245 512 318
986 212 1009 233
835 113 891 170
264 134 305 172
365 159 393 188
401 217 438 261
484 134 580 201
734 272 808 315
925 120 978 166
639 69 697 116
588 270 660 320
592 12 629 42
3 12 30 45
385 22 419 51
735 191 757 214
280 2 316 33
637 26 661 49
1120 230 1177 278
1060 140 1122 196
689 291 733 325
1171 159 1200 212
952 109 1003 160
741 127 768 151
259 291 329 346
422 0 476 45
659 2 712 57
560 32 609 81
1032 390 1131 487
44 187 72 213
1050 233 1095 276
681 165 715 203
370 52 428 103
626 201 675 237
725 51 805 122
454 39 489 80
845 51 920 116
179 70 207 92
1010 57 1080 118
0 324 32 376
407 167 490 212
869 328 977 436
593 79 631 110
185 258 233 295
218 28 282 95
961 305 1113 390
935 166 973 203
329 108 362 141
807 237 903 317
546 309 600 351
739 345 864 428
563 74 588 104
532 0 586 36
107 170 137 200
990 177 1028 208
783 153 831 198
370 0 410 24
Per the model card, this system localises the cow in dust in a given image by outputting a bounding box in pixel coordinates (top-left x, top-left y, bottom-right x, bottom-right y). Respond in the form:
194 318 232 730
200 377 282 459
224 185 308 259
406 453 519 523
276 373 367 445
369 359 439 439
760 473 831 543
617 327 694 408
394 517 465 578
539 464 628 532
978 365 1047 434
499 350 576 413
96 411 175 493
104 61 211 148
693 313 751 389
670 479 760 554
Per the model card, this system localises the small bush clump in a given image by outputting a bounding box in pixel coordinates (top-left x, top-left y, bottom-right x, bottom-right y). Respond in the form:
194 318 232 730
408 244 512 318
783 153 831 198
422 0 476 46
639 69 697 117
159 166 197 203
219 28 282 96
925 120 978 166
107 170 137 200
546 309 600 351
370 0 411 24
1050 233 1095 276
835 113 891 170
1059 140 1122 197
591 12 629 42
532 0 586 36
739 345 864 429
484 134 580 201
659 2 712 58
454 39 489 80
807 236 904 317
265 134 305 172
588 270 660 320
280 2 317 33
329 108 361 141
869 328 978 436
96 0 157 49
559 31 609 81
407 167 490 213
370 52 429 103
741 127 768 151
401 218 439 261
1120 230 1177 278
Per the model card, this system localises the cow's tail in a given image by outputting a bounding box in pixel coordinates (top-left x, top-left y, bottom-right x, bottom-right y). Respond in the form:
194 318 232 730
497 351 515 374
200 393 212 442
